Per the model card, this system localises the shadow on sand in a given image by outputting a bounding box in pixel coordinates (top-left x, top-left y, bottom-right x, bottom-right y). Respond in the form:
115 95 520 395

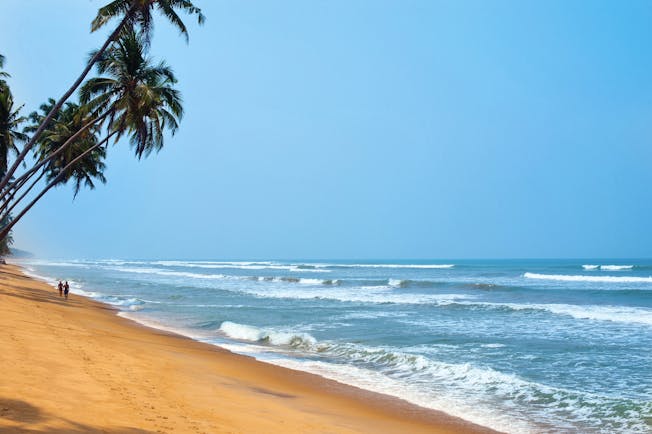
0 397 153 433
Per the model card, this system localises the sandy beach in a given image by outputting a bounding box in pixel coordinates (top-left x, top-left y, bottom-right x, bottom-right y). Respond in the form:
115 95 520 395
0 264 498 434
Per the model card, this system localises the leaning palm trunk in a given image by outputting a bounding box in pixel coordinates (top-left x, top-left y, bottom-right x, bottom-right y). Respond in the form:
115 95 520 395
0 173 35 215
0 13 131 197
0 131 116 241
1 170 46 218
1 110 110 209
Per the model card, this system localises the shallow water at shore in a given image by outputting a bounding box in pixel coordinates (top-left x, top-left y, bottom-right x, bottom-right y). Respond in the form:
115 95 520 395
20 258 652 433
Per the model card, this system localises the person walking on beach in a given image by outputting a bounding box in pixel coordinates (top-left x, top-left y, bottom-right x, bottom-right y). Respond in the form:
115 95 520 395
57 281 63 297
63 281 70 299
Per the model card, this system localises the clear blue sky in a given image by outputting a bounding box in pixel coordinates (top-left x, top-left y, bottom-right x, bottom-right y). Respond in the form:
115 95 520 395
1 0 651 259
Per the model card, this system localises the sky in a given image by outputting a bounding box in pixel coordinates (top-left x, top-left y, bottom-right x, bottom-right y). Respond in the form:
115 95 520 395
1 0 651 259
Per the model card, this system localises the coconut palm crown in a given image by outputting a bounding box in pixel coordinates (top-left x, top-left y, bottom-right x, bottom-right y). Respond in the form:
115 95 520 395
28 100 107 197
92 0 205 44
80 30 183 159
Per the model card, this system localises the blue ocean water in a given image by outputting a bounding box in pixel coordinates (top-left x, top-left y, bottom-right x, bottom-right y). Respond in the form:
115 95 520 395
19 259 652 433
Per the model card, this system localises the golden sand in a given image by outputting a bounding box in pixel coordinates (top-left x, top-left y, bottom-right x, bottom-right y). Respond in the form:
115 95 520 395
0 264 498 433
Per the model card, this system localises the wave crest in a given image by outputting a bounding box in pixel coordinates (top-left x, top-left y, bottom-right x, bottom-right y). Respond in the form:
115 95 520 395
218 321 316 348
582 264 634 271
524 272 652 283
469 302 652 326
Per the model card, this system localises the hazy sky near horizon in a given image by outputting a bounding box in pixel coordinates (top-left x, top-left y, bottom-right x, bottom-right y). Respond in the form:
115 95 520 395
1 0 651 259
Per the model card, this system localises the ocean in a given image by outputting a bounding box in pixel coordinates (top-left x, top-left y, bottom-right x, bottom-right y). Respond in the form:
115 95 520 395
18 259 652 433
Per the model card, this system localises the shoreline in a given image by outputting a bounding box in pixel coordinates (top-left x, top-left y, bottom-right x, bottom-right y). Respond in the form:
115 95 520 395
0 263 500 433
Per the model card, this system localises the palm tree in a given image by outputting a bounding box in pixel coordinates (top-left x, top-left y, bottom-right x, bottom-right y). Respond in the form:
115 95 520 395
81 30 183 158
0 85 27 214
0 0 203 197
93 0 205 44
2 98 110 210
0 83 27 179
0 31 183 240
35 102 107 197
20 100 107 196
0 100 108 220
0 77 26 255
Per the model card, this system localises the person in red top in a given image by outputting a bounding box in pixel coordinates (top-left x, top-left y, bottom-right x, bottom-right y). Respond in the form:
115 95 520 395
57 281 63 297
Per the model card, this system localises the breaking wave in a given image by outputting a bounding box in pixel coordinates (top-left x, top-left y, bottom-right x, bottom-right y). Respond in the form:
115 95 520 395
468 302 652 326
219 321 316 348
600 265 634 271
524 272 652 284
330 263 455 269
583 265 634 271
233 285 475 305
151 260 329 272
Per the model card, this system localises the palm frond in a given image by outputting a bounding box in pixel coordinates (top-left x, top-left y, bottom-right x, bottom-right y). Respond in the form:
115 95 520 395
91 0 131 32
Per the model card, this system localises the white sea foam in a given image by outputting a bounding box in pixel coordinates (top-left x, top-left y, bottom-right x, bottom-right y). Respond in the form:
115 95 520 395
19 267 58 285
524 272 652 283
600 265 634 271
68 283 101 298
335 263 455 269
93 259 150 266
151 260 329 272
464 302 652 326
236 285 475 305
108 267 342 285
538 304 652 326
154 260 271 267
110 266 229 280
19 260 91 268
297 278 324 285
338 311 409 320
219 321 317 348
99 296 146 308
582 264 634 271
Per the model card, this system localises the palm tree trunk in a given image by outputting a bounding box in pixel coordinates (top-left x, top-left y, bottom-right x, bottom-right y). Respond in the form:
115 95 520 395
0 131 116 241
0 12 131 195
0 173 33 215
1 110 110 202
1 170 46 219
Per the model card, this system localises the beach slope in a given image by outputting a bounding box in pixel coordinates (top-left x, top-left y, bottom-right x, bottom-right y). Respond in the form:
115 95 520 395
0 265 497 433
